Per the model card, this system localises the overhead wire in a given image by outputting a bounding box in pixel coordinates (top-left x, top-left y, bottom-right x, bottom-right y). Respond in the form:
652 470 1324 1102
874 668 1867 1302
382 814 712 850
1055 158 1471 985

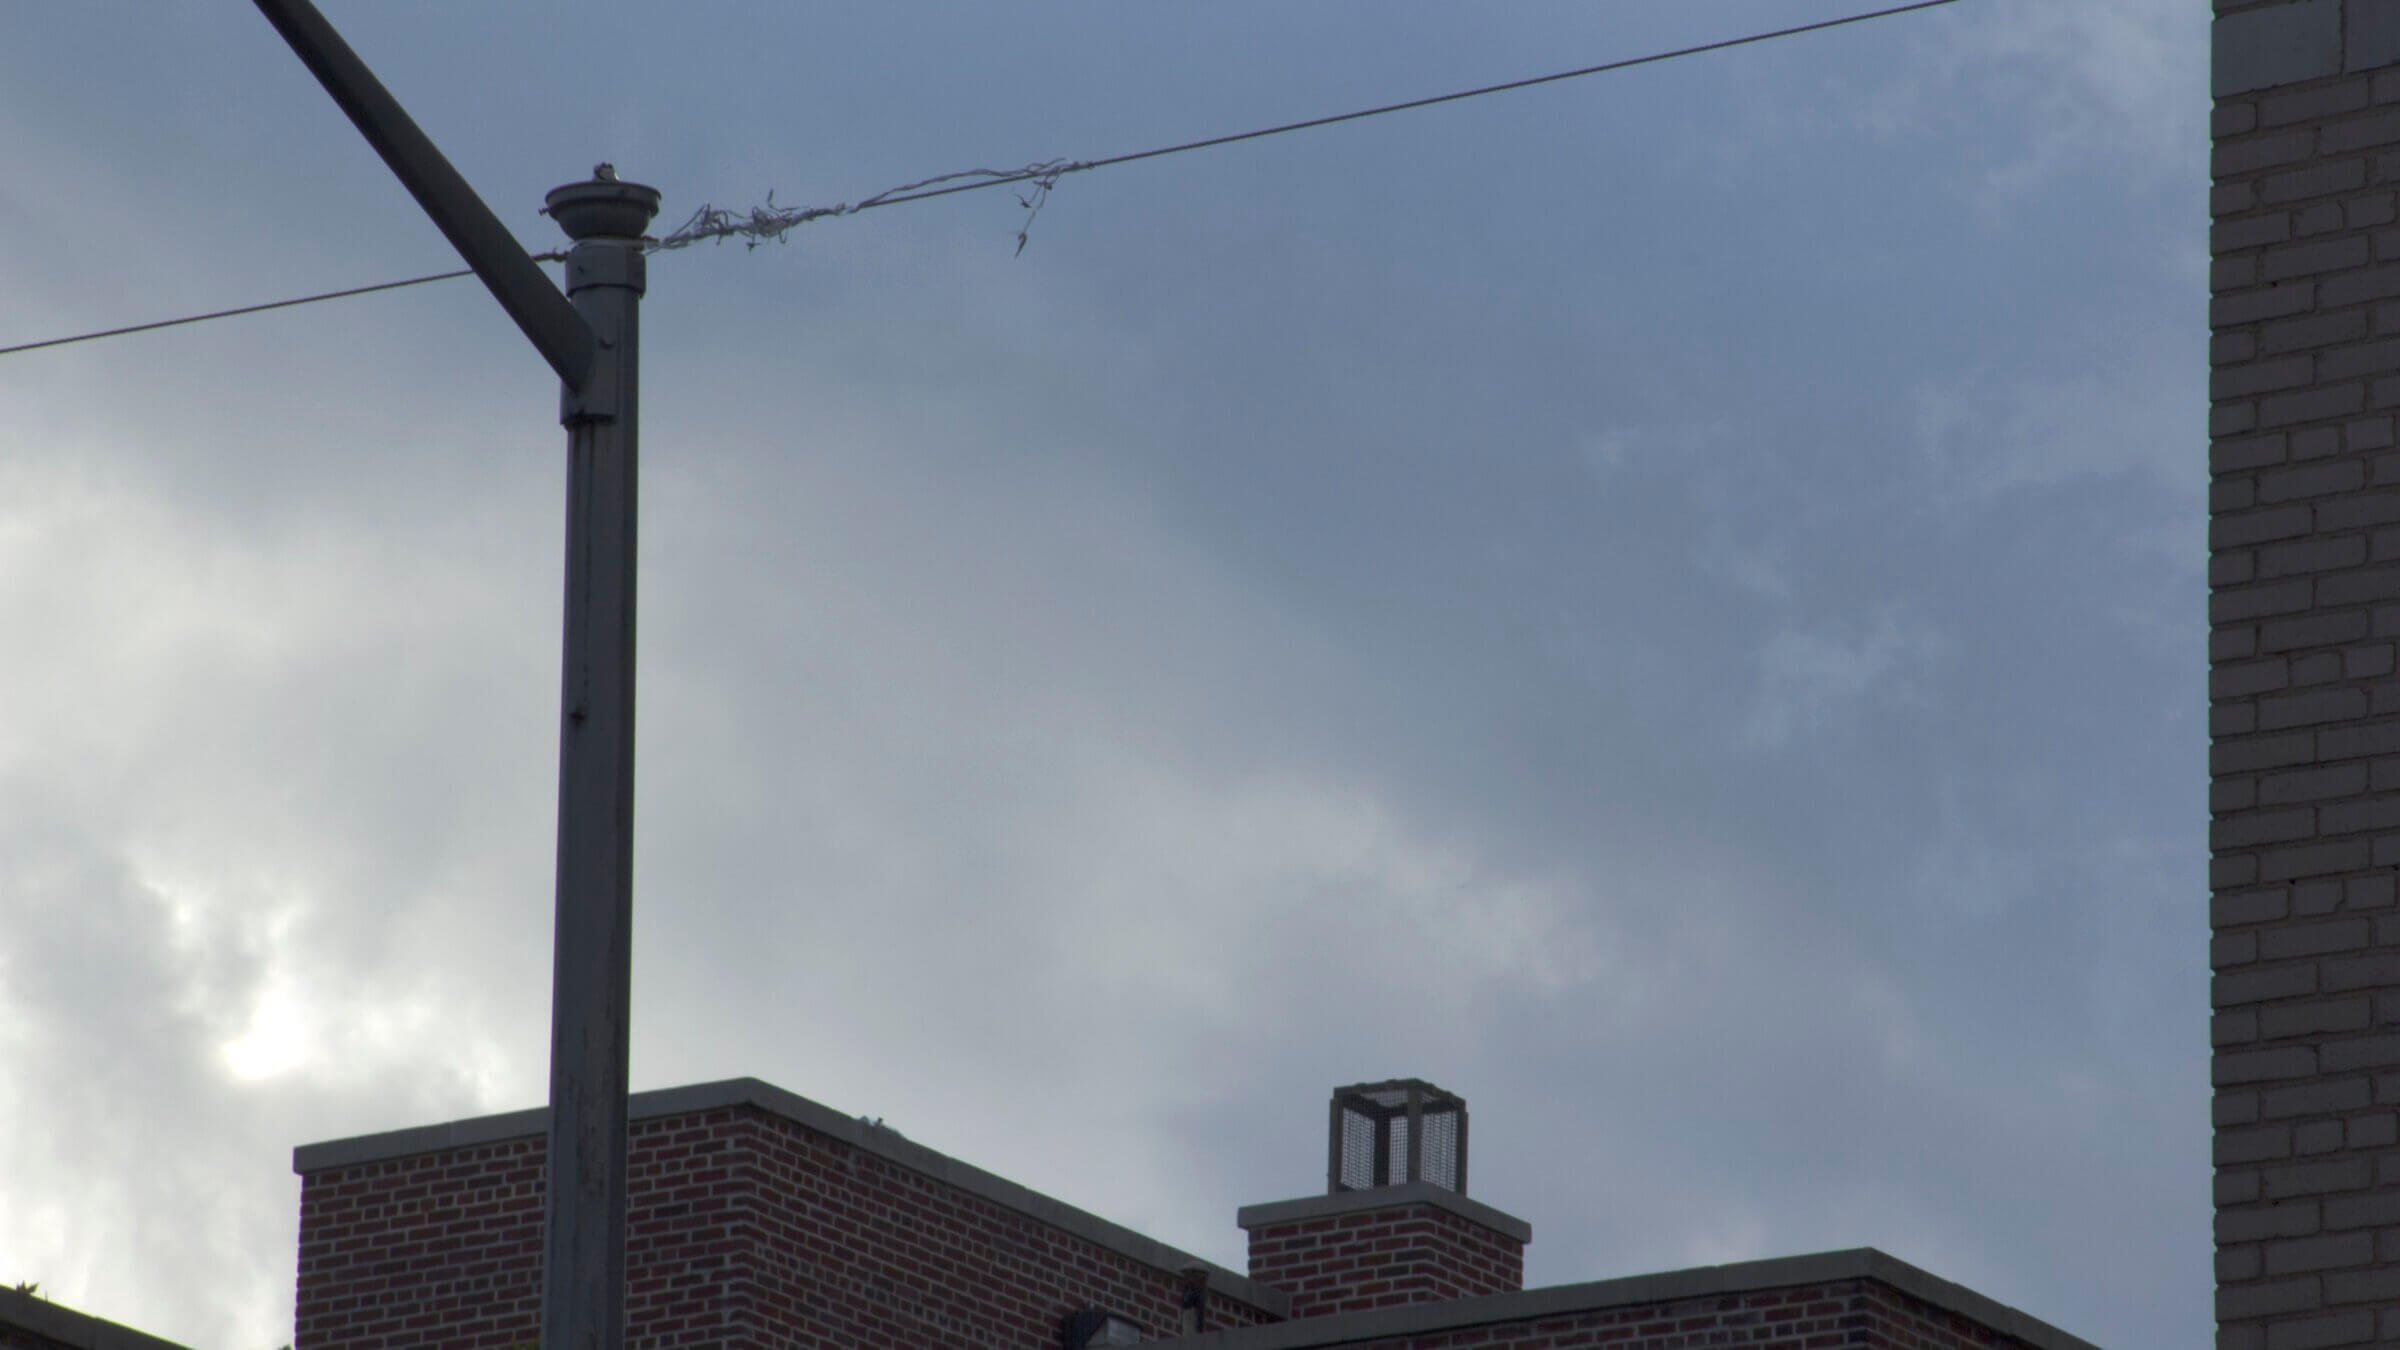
0 0 1959 360
0 252 569 360
655 0 1959 250
0 266 470 359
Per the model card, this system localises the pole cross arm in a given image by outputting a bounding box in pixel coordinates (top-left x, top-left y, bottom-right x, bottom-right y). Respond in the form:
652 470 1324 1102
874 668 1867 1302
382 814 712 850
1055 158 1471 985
248 0 599 391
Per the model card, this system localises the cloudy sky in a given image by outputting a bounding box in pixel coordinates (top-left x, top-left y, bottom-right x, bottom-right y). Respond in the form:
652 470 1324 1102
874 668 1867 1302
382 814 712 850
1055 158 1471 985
0 2 2202 1346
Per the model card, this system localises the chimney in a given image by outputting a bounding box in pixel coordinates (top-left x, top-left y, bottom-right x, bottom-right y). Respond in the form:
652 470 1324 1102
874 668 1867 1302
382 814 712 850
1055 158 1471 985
1238 1080 1529 1319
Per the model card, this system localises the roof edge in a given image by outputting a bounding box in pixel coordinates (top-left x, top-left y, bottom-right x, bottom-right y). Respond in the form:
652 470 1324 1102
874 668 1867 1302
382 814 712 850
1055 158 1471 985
290 1076 1289 1319
0 1288 196 1350
1156 1247 2101 1350
1236 1183 1533 1244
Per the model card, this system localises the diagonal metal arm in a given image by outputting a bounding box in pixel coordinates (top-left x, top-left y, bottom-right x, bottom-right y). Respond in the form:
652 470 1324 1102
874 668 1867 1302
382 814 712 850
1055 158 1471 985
247 0 598 391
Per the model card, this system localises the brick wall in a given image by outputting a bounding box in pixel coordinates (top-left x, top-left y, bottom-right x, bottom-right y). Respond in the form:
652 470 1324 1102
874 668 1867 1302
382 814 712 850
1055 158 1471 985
1243 1200 1522 1318
1156 1275 2066 1350
1301 1281 2046 1350
294 1092 1278 1348
291 1084 2089 1349
732 1108 1273 1346
2212 3 2400 1348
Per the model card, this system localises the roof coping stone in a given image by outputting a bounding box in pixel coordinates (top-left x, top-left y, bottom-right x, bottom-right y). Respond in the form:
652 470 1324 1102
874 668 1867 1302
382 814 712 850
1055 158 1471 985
1154 1247 2102 1350
292 1075 1288 1318
1236 1183 1533 1244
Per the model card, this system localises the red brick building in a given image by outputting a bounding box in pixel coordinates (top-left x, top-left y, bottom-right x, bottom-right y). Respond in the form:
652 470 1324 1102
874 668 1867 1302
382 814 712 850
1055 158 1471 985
289 1077 2097 1349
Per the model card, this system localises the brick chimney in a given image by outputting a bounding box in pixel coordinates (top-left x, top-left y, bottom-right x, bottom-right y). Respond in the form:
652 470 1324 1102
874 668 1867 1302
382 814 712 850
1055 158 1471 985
1238 1080 1529 1318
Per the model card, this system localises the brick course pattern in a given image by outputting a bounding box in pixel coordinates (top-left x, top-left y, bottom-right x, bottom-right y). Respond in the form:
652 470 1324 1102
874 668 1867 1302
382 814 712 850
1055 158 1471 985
1171 1280 2054 1350
2214 2 2400 1348
1244 1202 1523 1318
293 1105 1277 1349
289 1082 2093 1348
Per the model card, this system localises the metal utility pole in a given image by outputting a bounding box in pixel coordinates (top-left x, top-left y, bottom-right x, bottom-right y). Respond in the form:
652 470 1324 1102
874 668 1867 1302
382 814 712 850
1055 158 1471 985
246 4 658 1346
542 170 659 1350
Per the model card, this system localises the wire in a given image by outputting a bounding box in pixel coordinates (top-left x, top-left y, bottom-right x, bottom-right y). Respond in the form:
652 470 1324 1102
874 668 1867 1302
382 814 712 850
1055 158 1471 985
0 255 565 360
1 0 1958 358
655 0 1959 250
0 268 468 358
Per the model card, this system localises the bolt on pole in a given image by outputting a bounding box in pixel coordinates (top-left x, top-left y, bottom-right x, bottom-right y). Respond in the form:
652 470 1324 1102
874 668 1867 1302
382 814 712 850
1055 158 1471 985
543 166 660 1350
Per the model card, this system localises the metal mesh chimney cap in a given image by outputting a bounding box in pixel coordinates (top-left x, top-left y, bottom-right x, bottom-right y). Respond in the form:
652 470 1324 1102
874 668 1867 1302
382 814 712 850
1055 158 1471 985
1327 1078 1467 1196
